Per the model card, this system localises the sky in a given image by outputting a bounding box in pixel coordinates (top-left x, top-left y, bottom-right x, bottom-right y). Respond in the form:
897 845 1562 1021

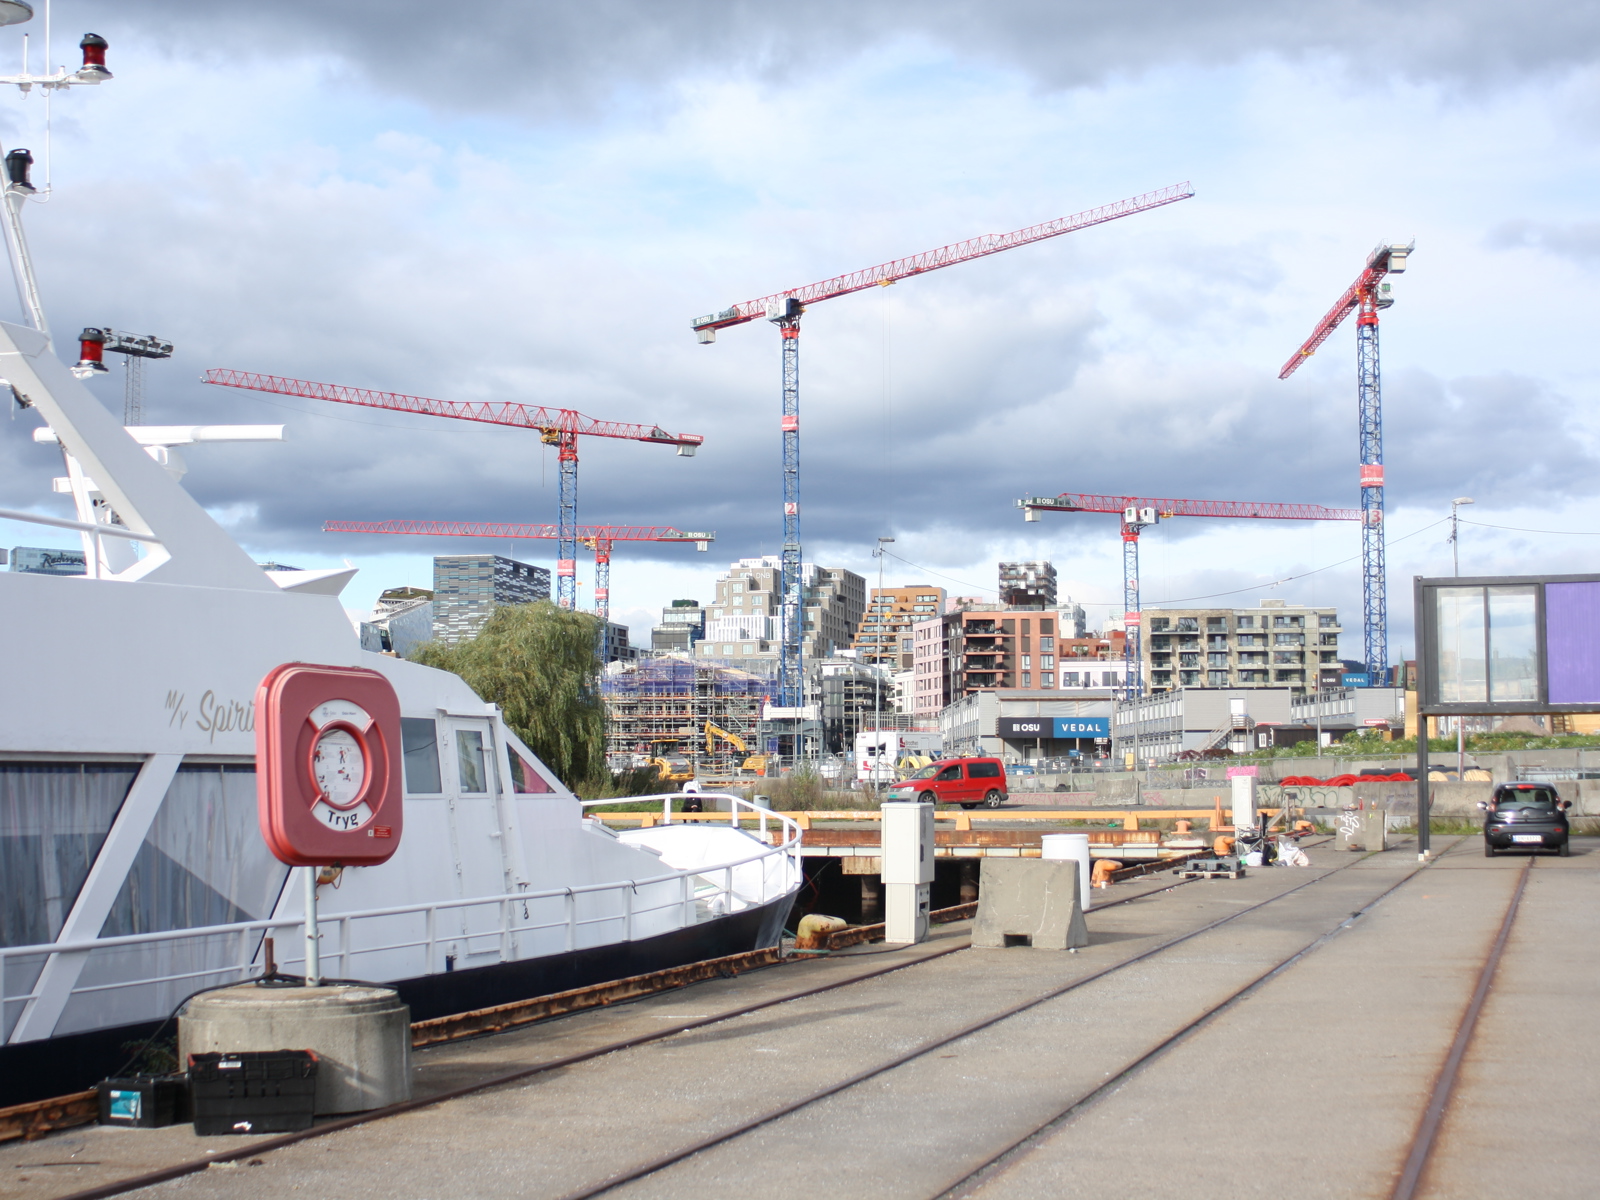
1 1 1598 660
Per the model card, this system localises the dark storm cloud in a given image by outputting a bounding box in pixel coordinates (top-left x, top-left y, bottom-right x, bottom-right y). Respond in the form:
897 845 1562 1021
77 1 1600 118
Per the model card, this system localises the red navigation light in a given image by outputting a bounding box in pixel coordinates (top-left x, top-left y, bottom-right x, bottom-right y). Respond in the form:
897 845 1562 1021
77 33 111 81
75 327 108 375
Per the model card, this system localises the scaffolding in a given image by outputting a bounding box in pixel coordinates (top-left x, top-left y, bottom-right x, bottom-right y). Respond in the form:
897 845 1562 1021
602 655 774 772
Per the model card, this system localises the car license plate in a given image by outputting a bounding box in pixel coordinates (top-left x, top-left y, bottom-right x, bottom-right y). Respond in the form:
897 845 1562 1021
1512 834 1543 843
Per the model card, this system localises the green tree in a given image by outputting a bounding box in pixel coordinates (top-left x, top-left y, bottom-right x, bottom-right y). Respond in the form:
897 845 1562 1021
411 601 606 790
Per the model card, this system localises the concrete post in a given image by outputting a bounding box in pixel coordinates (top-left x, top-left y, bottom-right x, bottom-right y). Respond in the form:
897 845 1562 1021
180 985 411 1114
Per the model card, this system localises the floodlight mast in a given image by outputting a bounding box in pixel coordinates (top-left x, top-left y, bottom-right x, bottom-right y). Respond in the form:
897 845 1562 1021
72 328 175 423
693 182 1194 707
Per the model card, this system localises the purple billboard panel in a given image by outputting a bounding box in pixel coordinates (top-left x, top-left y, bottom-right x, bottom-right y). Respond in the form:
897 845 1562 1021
1545 582 1600 704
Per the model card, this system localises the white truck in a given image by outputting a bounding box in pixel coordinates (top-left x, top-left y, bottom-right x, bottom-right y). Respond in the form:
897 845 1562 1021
855 729 944 784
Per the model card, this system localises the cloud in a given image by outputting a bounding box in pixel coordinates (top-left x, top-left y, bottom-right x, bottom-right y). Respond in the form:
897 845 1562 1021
73 1 1600 122
1486 218 1600 268
3 3 1598 648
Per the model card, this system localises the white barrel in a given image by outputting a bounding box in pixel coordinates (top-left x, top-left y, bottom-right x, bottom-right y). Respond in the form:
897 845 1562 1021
1040 832 1092 912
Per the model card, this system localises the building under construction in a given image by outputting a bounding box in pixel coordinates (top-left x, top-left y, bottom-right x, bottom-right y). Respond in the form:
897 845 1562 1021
601 655 773 772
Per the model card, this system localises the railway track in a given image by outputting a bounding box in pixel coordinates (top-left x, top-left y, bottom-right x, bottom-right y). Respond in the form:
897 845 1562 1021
44 836 1538 1200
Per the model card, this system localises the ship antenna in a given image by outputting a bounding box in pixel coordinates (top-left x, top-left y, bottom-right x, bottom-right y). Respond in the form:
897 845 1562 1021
0 0 114 335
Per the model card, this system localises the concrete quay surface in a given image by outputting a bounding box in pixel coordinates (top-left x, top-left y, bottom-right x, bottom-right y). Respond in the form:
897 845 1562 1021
4 836 1595 1200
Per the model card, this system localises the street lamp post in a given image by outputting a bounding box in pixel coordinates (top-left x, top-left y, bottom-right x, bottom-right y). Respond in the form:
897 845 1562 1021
1450 497 1474 774
1450 497 1474 578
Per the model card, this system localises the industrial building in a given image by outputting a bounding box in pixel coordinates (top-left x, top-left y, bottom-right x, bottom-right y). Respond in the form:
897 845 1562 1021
1289 686 1405 738
998 561 1057 608
431 554 552 644
8 545 86 575
693 556 865 667
1112 687 1296 763
1143 599 1341 694
651 599 706 653
851 585 946 670
941 689 1115 760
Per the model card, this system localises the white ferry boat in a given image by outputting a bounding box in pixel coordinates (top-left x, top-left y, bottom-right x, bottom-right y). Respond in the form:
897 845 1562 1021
0 79 799 1110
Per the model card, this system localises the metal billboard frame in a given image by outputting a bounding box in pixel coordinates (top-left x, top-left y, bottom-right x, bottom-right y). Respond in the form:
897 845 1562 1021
1413 572 1600 854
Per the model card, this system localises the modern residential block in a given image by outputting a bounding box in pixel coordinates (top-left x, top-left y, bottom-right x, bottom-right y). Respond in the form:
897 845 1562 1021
694 555 865 667
998 561 1057 608
851 585 946 670
1142 599 1340 695
431 554 551 644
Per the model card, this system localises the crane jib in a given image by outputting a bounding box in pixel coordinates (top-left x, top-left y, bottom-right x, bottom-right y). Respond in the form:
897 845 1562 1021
690 182 1194 332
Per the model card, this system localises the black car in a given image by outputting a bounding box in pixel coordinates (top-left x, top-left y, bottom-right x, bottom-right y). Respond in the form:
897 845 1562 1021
1480 784 1572 857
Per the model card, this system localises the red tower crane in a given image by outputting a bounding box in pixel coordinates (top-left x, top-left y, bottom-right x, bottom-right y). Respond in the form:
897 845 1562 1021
692 182 1195 707
1019 492 1361 696
202 369 704 610
323 519 714 623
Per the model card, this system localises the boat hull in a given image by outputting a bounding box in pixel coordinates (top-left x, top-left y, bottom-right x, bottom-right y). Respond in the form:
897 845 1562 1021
0 891 795 1108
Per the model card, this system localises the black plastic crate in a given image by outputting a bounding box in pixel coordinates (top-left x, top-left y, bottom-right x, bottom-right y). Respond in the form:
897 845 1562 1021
97 1075 190 1128
189 1050 318 1135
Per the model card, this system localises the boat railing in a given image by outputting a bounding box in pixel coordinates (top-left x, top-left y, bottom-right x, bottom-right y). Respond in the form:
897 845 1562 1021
577 790 802 839
0 794 801 1043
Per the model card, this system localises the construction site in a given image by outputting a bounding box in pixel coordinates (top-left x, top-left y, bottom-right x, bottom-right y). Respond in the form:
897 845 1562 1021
600 655 776 778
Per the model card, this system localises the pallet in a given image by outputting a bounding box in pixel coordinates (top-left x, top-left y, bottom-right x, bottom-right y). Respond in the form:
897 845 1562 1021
1176 867 1246 880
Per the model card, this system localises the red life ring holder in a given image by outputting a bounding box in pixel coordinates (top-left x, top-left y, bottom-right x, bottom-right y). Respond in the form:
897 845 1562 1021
257 662 404 867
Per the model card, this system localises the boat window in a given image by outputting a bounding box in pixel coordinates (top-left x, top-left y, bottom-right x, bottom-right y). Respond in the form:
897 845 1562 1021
508 751 554 794
100 764 290 937
0 762 139 947
401 718 442 794
456 730 489 793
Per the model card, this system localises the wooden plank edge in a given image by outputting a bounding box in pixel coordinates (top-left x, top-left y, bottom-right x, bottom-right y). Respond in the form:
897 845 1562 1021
0 1090 98 1144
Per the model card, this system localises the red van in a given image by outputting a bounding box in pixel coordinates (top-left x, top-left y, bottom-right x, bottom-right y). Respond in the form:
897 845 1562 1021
885 757 1009 809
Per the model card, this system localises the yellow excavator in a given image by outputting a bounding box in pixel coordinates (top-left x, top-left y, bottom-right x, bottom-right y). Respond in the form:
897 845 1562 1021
706 722 768 775
645 739 695 785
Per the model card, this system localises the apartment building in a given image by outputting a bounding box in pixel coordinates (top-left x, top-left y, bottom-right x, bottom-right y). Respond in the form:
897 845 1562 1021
693 555 865 666
998 561 1056 608
851 585 946 670
651 599 706 653
1143 599 1341 694
909 607 1130 715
